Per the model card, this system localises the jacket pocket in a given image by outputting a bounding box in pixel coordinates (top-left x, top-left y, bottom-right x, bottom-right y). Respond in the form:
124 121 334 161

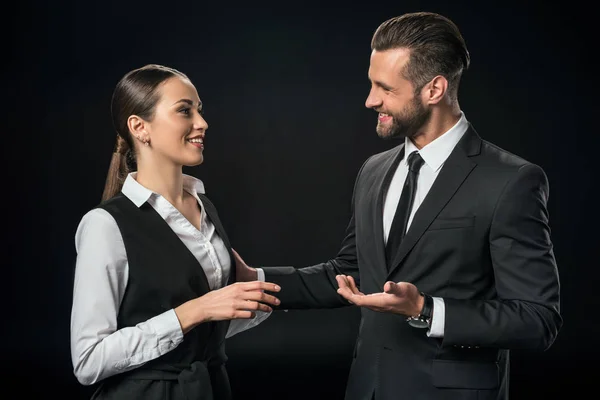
431 360 499 389
428 216 475 231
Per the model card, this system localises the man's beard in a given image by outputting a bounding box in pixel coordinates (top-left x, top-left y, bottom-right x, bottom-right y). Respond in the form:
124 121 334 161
376 97 431 141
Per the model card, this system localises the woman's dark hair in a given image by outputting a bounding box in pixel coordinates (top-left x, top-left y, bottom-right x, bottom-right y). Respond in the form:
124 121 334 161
101 64 189 201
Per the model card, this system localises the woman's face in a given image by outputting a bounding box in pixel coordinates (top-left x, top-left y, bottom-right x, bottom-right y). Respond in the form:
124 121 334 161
143 76 208 167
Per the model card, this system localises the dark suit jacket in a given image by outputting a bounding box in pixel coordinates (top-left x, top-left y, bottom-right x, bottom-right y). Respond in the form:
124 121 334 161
264 125 562 400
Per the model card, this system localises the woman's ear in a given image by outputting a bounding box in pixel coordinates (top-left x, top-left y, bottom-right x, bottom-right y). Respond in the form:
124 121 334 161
127 115 150 146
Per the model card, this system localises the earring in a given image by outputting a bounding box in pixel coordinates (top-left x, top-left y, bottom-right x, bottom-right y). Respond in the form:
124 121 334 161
136 135 149 146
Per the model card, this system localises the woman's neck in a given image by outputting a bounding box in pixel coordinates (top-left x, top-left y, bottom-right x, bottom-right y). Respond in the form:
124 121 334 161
135 160 186 207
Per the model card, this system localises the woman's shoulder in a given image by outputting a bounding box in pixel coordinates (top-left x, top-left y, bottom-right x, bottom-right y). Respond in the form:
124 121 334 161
75 207 120 244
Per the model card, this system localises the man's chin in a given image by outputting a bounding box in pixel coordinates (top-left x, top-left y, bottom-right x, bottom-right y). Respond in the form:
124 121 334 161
377 128 405 141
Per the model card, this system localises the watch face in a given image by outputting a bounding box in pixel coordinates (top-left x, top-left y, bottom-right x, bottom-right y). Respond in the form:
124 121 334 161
408 318 429 329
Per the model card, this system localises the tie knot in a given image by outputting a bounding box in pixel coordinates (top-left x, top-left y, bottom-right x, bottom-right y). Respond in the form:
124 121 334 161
407 151 424 172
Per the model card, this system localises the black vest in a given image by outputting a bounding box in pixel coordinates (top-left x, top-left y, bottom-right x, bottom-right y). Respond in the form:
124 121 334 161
94 192 236 400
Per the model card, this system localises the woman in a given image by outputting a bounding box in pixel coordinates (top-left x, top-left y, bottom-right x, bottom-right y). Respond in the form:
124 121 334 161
70 64 281 400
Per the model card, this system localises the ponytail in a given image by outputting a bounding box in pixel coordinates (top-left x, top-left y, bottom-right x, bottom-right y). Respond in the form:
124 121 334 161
101 134 133 201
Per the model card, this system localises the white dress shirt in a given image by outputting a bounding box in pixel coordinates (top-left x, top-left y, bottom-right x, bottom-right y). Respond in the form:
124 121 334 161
382 112 469 337
70 173 270 385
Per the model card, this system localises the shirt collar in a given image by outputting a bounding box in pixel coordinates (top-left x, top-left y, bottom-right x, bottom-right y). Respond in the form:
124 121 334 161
121 172 206 208
404 111 469 172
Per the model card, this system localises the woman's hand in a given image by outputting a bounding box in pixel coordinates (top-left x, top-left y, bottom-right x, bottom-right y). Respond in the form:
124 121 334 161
175 280 280 334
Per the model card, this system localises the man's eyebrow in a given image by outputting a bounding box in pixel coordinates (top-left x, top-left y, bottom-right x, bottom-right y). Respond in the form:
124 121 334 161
370 79 392 90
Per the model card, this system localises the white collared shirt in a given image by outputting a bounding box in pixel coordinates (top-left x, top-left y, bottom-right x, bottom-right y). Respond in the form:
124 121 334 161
70 173 269 386
383 112 469 337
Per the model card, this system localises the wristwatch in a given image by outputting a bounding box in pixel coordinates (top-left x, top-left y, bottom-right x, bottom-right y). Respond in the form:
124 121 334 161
407 292 433 329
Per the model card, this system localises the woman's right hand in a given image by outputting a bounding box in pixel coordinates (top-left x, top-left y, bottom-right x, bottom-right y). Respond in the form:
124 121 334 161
175 281 281 334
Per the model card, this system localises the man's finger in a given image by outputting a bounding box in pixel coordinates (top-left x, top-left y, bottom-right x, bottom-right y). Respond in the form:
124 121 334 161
337 287 356 303
384 281 402 295
336 275 350 289
347 276 360 294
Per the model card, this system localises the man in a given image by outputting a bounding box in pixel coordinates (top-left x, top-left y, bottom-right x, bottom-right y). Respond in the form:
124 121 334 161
235 11 562 400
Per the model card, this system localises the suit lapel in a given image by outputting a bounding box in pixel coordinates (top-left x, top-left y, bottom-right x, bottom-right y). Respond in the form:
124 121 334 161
198 194 237 285
373 144 405 275
386 126 481 278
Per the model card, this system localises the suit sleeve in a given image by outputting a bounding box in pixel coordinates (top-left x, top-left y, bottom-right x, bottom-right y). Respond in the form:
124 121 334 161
262 159 371 309
443 163 562 351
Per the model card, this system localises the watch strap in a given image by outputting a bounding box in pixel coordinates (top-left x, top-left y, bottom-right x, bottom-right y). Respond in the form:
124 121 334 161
407 292 433 328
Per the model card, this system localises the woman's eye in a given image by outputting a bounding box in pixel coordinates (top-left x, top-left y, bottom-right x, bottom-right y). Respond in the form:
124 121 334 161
179 108 191 115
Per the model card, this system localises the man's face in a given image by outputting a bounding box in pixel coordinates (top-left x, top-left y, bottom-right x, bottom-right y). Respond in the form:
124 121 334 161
365 48 431 140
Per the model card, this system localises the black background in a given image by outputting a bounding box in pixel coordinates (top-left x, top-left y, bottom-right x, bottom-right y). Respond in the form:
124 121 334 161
4 1 594 399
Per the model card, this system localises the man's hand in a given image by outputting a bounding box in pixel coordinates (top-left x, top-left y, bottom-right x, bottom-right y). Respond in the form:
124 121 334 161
335 275 424 317
232 248 258 282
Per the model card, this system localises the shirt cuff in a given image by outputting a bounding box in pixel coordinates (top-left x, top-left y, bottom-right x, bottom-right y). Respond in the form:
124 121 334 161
149 309 184 347
256 268 265 282
426 297 445 338
226 309 272 338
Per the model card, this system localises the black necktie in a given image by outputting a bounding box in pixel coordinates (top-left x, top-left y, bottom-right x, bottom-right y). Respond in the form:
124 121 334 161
385 151 425 268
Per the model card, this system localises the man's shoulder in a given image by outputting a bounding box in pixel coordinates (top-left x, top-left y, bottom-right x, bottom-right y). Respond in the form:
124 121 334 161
478 139 536 170
363 144 402 169
475 138 550 188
